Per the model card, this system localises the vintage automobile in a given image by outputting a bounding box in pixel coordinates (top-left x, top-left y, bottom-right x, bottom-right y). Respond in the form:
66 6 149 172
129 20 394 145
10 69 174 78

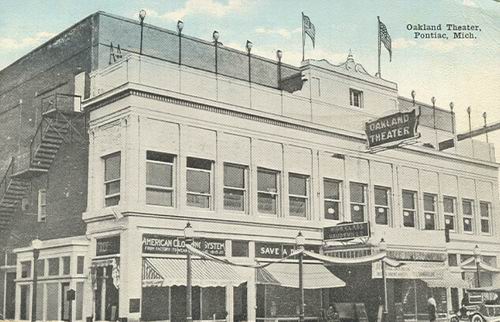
450 287 500 322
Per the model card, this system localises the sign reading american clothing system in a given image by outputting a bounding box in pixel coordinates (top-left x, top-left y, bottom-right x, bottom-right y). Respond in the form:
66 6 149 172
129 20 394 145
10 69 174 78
365 109 419 148
142 234 226 256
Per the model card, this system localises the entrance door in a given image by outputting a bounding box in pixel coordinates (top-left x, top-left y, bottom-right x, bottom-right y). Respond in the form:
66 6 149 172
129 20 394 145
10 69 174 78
61 282 70 321
170 286 187 322
5 272 16 319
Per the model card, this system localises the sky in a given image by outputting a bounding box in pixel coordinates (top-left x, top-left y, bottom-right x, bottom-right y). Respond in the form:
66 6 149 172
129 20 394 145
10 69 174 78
1 0 499 157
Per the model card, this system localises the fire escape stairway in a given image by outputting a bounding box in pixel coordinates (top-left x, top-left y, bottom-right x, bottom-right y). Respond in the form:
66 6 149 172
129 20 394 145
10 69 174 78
0 93 85 231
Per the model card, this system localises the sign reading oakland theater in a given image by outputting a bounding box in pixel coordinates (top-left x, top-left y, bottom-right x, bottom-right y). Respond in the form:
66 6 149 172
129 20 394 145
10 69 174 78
142 234 226 256
365 109 419 149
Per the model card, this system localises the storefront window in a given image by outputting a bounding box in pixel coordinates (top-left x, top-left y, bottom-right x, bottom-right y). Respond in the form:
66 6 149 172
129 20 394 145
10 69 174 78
424 194 437 230
104 152 121 207
444 196 456 232
462 199 474 233
224 164 247 212
186 157 213 209
402 190 417 227
350 182 367 222
480 201 491 234
146 151 175 206
95 266 119 321
289 173 308 217
324 179 341 220
257 285 322 319
257 168 279 215
401 280 447 320
374 186 390 225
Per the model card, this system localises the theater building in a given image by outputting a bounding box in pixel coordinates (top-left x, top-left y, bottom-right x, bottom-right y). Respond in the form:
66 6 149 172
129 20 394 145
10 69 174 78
1 11 499 322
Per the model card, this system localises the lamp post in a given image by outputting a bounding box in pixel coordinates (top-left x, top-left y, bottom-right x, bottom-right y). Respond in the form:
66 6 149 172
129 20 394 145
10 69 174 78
177 20 184 65
184 222 194 322
213 31 220 74
276 50 283 89
296 231 306 322
473 245 481 288
246 40 253 82
31 239 42 322
139 10 146 55
411 90 416 106
379 238 388 321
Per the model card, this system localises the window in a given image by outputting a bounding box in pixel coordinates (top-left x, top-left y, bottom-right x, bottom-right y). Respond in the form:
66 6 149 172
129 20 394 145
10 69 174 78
448 254 458 267
444 196 456 232
224 164 247 212
289 174 309 217
104 153 121 207
324 179 341 220
77 256 85 274
37 189 47 222
402 190 417 227
36 259 45 277
462 199 474 233
232 241 249 257
48 258 59 276
424 194 437 230
257 169 279 215
350 183 367 222
374 186 390 225
146 151 174 207
349 88 363 108
480 201 491 234
21 261 31 278
186 157 213 209
63 256 71 275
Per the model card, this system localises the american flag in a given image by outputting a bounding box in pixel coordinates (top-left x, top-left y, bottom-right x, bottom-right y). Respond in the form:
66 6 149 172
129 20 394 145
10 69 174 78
379 20 392 61
303 13 316 48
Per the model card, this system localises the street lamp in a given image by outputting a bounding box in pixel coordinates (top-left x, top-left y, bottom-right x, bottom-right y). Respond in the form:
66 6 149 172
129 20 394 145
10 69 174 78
276 50 283 89
246 40 253 82
138 10 147 55
31 238 42 322
184 222 194 322
296 231 306 322
411 90 416 106
177 20 184 65
379 238 388 320
473 245 481 288
213 31 220 74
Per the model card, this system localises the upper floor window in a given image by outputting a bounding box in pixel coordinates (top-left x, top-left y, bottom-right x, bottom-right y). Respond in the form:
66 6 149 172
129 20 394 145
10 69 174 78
224 164 247 212
21 261 31 278
462 199 474 233
289 173 309 217
448 254 458 266
324 179 341 220
443 196 456 232
77 256 85 274
349 88 363 108
104 152 121 207
36 259 45 277
257 168 279 215
37 189 47 222
146 151 175 207
480 201 491 234
48 258 60 276
402 190 417 228
374 186 390 225
186 157 213 209
350 183 367 222
424 193 437 230
232 240 249 257
62 256 71 275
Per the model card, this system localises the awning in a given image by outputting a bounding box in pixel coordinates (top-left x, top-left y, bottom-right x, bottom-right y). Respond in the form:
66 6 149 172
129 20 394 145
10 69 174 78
142 258 247 288
423 271 469 288
460 258 500 273
257 263 345 289
372 261 447 280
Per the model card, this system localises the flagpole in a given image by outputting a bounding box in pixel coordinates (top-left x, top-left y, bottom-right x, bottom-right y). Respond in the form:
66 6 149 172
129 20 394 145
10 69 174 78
302 12 305 61
377 16 381 78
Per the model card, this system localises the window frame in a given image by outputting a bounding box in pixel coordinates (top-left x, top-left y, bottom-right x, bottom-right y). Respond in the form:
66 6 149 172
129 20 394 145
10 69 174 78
350 182 368 223
223 163 248 213
37 189 47 222
257 168 280 215
462 199 475 234
374 186 391 225
443 196 457 233
288 173 310 218
103 152 121 207
146 151 175 207
480 201 492 235
423 193 437 230
323 178 342 221
349 88 364 108
186 157 214 209
402 190 417 228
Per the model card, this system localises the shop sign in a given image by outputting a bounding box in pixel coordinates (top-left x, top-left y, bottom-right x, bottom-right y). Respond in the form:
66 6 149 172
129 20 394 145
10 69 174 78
323 222 370 241
255 242 320 259
365 109 419 148
372 261 446 279
386 250 447 262
142 234 226 256
96 236 120 256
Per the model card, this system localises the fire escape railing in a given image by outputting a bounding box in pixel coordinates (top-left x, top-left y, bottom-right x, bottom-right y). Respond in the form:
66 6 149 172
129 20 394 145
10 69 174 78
0 157 15 203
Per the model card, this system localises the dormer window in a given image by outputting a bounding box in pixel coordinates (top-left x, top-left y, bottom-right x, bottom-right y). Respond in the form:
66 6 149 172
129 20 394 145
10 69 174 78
350 88 363 108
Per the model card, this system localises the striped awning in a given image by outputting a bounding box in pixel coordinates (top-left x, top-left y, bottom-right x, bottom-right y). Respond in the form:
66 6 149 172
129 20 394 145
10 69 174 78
142 258 247 288
460 257 500 273
257 263 345 289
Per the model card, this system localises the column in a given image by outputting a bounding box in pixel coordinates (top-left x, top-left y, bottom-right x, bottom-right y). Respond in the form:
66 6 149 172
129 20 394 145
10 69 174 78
247 242 256 321
225 285 234 322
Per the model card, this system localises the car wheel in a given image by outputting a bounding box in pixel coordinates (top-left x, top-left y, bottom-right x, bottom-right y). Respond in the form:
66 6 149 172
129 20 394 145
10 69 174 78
471 314 484 322
450 316 459 322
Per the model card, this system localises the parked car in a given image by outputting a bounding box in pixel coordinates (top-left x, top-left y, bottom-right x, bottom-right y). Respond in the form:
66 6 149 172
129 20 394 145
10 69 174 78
450 287 500 322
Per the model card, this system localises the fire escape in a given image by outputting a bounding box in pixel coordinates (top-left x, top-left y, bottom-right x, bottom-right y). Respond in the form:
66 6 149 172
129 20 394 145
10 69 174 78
0 93 86 232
